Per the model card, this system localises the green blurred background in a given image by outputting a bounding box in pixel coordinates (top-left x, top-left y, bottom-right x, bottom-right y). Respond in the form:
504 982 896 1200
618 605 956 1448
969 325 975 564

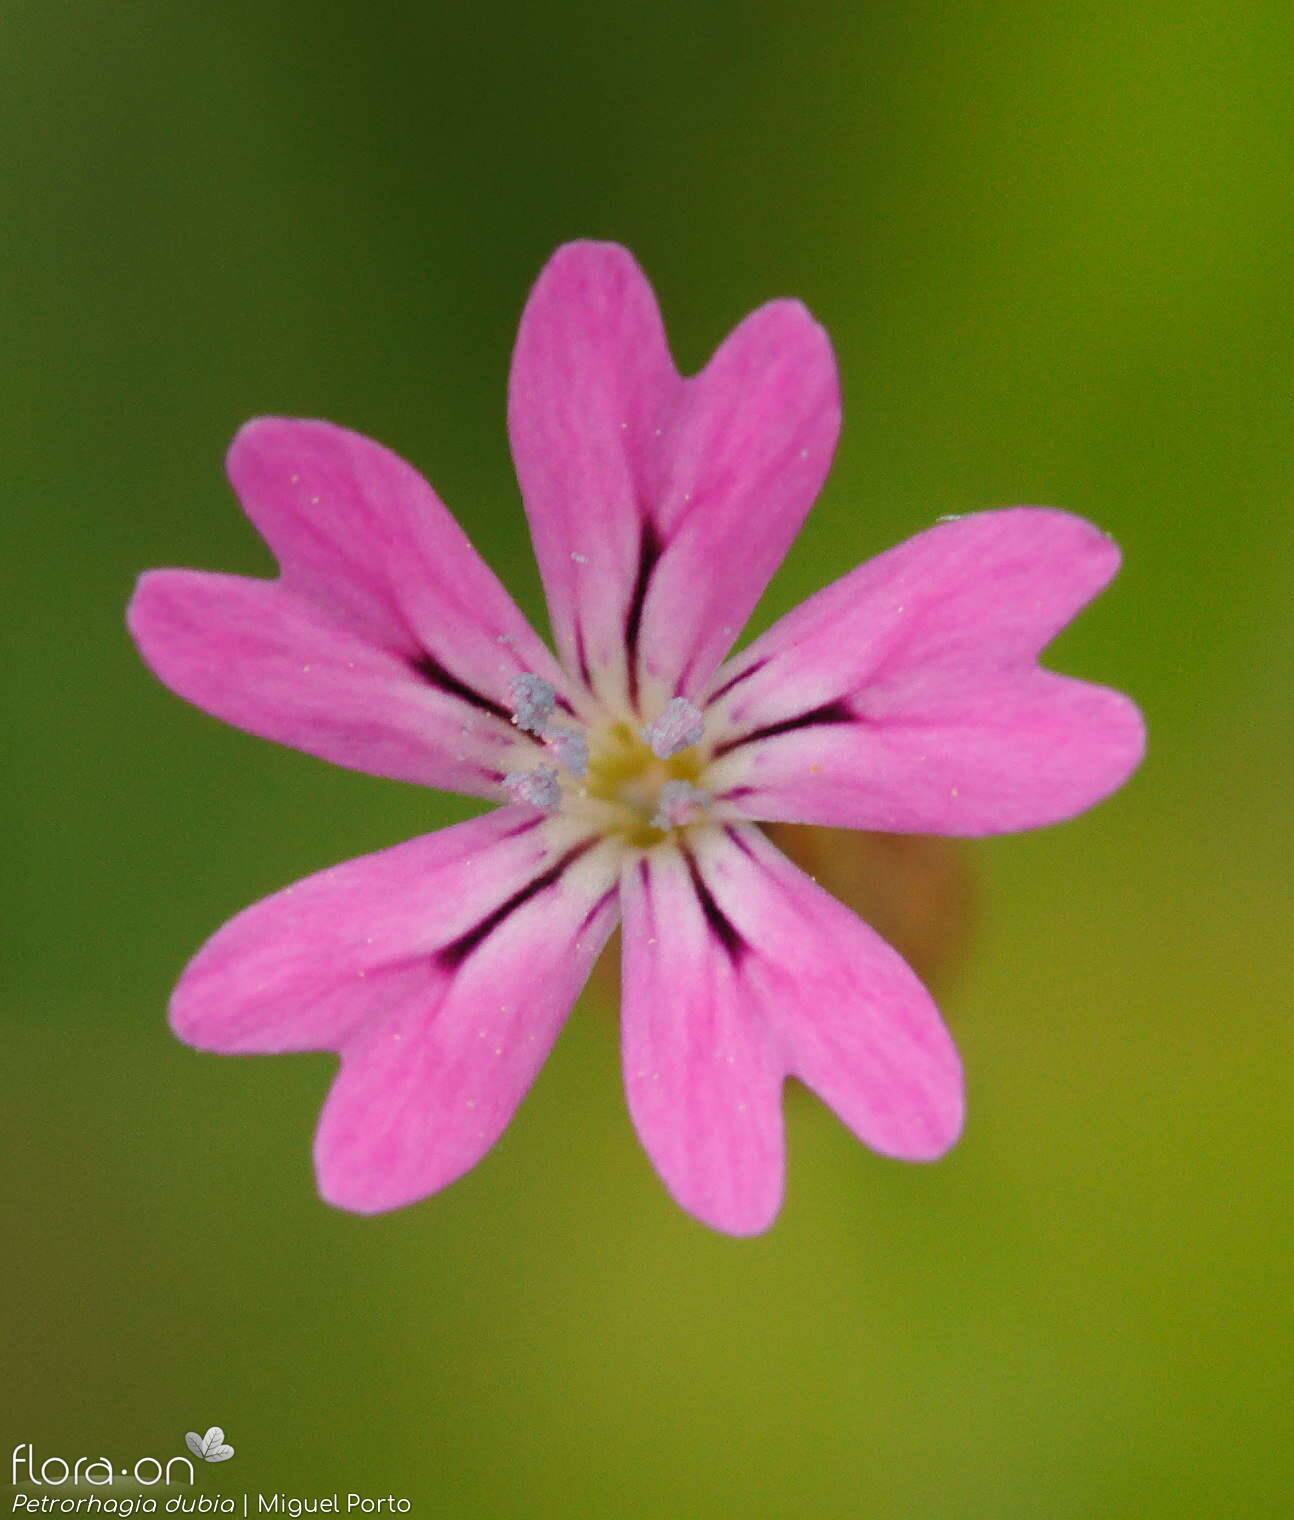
4 2 1292 1515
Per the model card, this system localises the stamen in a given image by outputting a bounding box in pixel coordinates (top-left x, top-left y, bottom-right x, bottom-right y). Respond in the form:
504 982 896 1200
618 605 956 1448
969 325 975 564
651 780 711 831
502 765 562 811
641 697 704 759
544 723 589 779
509 673 556 735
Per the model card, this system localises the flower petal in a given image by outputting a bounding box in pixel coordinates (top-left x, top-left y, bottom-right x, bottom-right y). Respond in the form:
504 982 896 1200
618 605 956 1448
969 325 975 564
704 826 963 1164
170 808 620 1212
619 825 962 1235
636 300 841 713
228 417 568 691
507 243 679 707
508 242 839 716
129 570 537 794
762 823 976 991
705 508 1146 834
129 418 574 793
620 849 786 1236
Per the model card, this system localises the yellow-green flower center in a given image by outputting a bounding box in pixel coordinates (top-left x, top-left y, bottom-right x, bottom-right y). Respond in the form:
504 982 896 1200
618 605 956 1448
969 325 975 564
501 677 714 846
583 721 708 846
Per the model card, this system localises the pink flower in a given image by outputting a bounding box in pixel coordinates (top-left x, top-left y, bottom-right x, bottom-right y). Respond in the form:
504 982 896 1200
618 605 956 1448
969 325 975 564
128 242 1145 1235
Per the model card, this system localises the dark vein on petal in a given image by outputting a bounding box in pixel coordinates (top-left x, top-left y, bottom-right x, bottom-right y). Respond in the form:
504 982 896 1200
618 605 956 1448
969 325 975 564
707 658 769 706
409 650 543 745
636 857 658 946
680 847 746 965
578 887 618 936
723 825 758 861
716 785 756 806
501 814 549 840
710 698 854 760
438 838 598 970
624 518 663 714
575 622 593 694
409 652 508 722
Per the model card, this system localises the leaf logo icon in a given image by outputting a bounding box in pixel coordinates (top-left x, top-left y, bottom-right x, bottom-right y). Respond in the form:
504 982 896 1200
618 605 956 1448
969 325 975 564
185 1427 235 1462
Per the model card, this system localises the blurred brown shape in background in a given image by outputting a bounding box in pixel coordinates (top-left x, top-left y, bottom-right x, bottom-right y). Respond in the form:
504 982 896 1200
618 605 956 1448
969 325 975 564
763 824 977 995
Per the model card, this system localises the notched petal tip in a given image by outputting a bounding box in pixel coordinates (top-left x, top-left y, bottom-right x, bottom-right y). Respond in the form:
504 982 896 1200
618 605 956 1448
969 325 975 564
649 1159 785 1239
521 242 662 337
165 950 308 1058
880 1084 966 1163
224 415 325 501
538 238 648 280
225 413 332 469
1098 684 1149 776
1041 679 1148 825
224 413 418 528
983 504 1127 604
699 1190 783 1239
125 568 204 677
313 1145 422 1217
124 567 162 641
167 975 207 1049
739 295 839 367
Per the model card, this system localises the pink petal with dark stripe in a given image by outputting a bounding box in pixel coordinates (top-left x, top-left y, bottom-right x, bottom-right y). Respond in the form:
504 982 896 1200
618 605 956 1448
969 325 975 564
170 808 619 1212
619 825 962 1235
129 570 533 793
706 508 1145 834
129 418 575 793
508 241 839 714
